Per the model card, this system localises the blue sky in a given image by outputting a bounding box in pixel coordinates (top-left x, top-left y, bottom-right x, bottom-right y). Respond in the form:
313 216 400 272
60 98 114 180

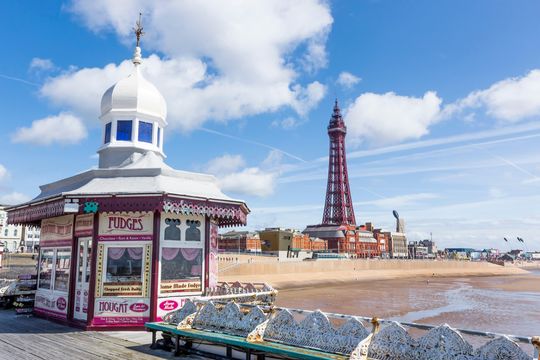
1 1 540 250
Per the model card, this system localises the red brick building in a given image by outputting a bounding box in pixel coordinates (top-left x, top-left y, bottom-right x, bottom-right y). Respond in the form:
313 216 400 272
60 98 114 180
218 231 261 253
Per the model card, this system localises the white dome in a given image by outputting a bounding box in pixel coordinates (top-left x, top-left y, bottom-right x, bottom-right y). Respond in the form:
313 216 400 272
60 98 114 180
100 47 167 120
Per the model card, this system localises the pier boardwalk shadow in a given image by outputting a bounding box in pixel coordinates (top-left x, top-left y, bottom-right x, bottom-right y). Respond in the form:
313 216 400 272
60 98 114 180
0 309 198 360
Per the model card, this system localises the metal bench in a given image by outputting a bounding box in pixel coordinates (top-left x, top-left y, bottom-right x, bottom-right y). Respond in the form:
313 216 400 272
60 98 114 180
146 300 540 360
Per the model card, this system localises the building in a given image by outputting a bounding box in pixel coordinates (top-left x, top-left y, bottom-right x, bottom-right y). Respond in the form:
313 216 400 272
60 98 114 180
407 241 429 259
356 228 379 258
0 205 40 252
218 231 261 253
6 33 249 330
385 232 407 259
419 239 437 257
373 229 390 258
303 101 357 253
23 226 41 252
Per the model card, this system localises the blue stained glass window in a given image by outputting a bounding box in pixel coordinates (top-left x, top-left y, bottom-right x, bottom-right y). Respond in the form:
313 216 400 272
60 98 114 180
104 122 111 144
116 120 132 141
157 127 161 148
138 121 153 143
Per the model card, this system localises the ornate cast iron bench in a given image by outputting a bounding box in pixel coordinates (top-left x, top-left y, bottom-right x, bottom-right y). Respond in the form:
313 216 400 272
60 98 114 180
146 300 540 360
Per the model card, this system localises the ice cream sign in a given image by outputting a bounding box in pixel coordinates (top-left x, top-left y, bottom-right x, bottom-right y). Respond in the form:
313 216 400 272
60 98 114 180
98 212 153 241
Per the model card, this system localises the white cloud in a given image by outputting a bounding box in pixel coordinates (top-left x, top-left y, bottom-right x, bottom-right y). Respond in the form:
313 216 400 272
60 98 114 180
0 192 31 205
41 1 332 130
445 69 540 122
29 58 56 72
203 154 245 176
271 116 302 130
345 91 442 145
204 151 281 197
0 164 8 181
219 168 276 197
336 71 361 88
12 113 87 145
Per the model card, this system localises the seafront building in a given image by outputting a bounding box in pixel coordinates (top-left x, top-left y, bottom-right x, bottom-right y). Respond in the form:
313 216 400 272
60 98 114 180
0 205 40 252
6 40 249 329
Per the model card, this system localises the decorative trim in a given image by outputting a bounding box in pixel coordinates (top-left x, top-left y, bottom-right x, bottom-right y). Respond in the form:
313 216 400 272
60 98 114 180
163 197 248 227
8 194 248 228
7 198 65 224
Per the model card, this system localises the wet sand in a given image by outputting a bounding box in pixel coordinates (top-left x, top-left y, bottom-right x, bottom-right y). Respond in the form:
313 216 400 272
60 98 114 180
276 270 540 339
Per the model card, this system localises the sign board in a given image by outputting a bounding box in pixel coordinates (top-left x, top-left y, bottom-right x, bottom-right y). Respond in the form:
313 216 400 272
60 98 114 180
98 212 153 241
156 296 196 321
93 298 150 326
40 215 74 247
160 279 201 293
34 291 68 319
74 214 94 237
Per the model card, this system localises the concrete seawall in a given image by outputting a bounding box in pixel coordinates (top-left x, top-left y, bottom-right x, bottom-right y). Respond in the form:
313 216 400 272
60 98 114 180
220 259 528 289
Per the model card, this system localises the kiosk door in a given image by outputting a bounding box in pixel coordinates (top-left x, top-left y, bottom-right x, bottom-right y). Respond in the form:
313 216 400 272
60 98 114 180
74 237 91 321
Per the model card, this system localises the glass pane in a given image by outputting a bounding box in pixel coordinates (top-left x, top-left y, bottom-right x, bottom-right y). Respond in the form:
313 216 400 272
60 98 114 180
116 120 132 141
104 247 143 296
104 122 111 144
85 239 92 283
38 249 54 290
160 248 202 293
54 249 71 292
78 242 84 283
138 121 153 143
157 127 161 148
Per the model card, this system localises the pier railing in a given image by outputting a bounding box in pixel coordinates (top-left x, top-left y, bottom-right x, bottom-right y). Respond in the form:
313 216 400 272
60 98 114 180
156 293 540 360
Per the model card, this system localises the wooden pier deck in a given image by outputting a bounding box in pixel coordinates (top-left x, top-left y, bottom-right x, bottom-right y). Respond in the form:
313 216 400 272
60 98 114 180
0 310 188 360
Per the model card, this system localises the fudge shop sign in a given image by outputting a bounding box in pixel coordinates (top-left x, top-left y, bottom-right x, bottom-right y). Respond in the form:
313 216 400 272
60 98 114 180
98 212 153 241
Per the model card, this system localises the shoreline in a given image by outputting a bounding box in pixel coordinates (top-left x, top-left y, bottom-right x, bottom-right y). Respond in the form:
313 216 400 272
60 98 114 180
220 259 529 290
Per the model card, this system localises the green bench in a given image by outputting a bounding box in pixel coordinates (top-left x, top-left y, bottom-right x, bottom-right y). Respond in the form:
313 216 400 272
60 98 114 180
145 321 349 359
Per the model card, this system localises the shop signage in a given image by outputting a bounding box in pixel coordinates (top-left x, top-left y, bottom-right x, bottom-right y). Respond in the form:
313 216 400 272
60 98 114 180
160 279 201 293
98 212 153 241
93 298 150 326
158 299 178 311
74 214 94 237
40 215 74 247
156 297 195 321
102 282 143 297
34 293 68 318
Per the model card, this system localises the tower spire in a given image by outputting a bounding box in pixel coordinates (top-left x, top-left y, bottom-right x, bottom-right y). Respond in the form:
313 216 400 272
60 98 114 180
322 99 356 225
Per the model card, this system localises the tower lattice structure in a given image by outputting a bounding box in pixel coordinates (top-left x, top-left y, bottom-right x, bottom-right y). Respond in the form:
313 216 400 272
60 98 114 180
322 100 356 225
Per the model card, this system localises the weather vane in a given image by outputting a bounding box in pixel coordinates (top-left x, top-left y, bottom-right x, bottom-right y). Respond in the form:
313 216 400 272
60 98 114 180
133 12 144 47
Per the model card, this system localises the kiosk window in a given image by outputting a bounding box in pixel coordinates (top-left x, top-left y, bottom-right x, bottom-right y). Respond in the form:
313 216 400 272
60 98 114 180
38 249 54 290
104 247 143 296
160 247 202 293
54 249 71 292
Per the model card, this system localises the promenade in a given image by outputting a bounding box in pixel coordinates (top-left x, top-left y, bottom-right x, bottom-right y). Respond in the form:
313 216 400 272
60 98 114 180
0 310 185 360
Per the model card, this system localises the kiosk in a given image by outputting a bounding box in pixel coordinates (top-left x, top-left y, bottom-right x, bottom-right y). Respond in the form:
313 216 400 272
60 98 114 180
7 40 249 330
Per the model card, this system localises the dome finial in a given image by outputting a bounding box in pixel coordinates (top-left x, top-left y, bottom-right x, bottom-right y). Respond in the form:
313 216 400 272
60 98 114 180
132 12 144 65
133 12 144 47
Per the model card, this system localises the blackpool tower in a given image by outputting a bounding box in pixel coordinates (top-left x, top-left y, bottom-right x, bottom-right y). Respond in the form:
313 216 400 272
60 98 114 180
322 100 356 225
303 100 357 253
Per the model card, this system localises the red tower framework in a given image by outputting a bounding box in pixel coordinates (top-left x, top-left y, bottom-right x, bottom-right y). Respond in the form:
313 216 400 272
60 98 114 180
322 100 356 225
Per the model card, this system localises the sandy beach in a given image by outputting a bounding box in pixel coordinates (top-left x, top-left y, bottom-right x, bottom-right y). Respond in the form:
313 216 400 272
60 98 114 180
220 258 528 289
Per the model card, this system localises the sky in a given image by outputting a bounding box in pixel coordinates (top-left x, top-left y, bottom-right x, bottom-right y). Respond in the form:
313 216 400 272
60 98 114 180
1 0 540 250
